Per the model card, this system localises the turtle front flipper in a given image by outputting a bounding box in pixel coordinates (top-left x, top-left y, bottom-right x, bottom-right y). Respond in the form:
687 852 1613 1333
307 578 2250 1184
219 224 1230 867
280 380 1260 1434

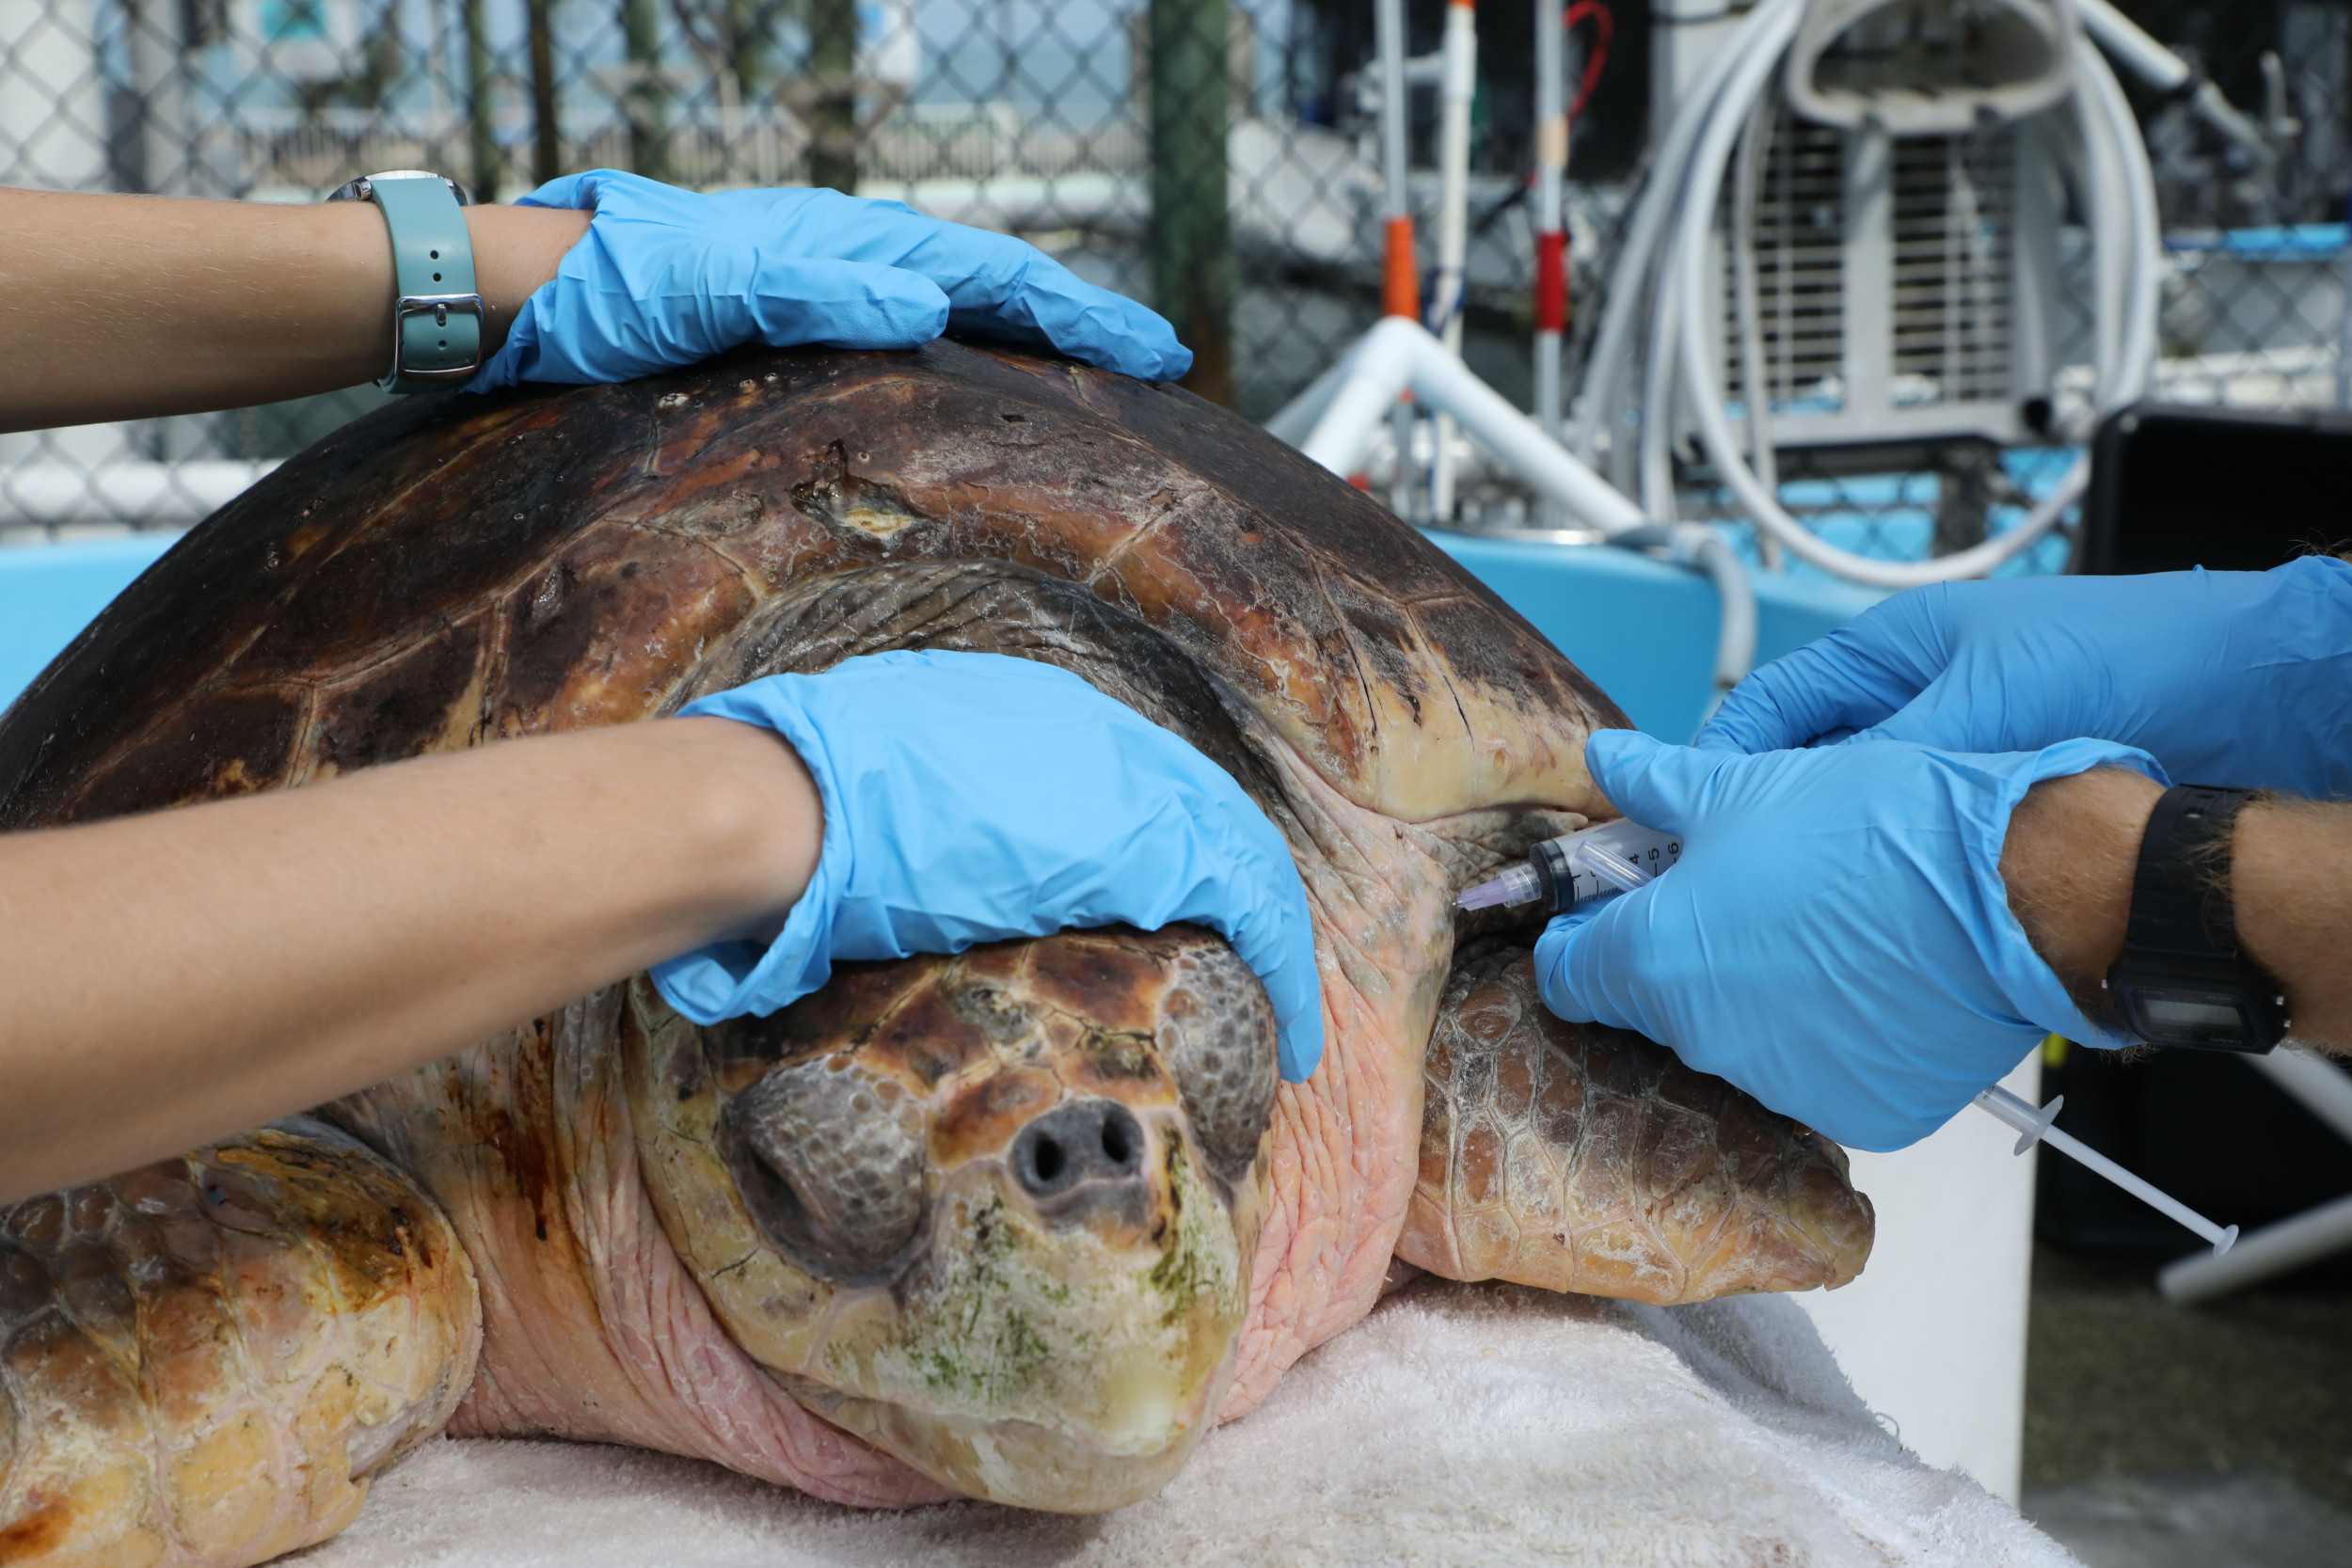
1 1118 479 1567
1395 947 1875 1305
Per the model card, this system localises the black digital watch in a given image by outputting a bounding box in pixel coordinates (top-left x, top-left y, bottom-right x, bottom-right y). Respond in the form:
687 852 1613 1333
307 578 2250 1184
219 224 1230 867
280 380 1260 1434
2105 784 2290 1053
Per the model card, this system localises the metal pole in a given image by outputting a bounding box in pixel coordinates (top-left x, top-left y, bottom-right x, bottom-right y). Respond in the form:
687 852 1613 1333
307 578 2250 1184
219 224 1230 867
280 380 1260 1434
2252 1048 2352 1144
1377 0 1412 291
1149 0 1235 403
1376 0 1417 515
1428 0 1475 523
1533 0 1566 526
729 0 770 96
726 0 769 185
2152 1051 2352 1303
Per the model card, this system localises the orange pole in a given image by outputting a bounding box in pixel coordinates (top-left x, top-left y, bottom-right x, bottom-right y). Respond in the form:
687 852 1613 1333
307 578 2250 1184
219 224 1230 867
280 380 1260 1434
1383 214 1420 319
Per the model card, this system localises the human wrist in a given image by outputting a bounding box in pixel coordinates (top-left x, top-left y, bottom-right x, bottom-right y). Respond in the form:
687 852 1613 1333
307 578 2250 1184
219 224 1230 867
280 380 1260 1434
649 695 850 1026
2233 796 2352 1047
2000 766 2165 1021
322 192 587 384
461 202 591 361
660 715 824 944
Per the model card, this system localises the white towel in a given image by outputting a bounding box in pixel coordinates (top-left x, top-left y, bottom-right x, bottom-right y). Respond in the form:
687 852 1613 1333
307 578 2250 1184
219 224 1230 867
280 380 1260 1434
296 1279 2076 1567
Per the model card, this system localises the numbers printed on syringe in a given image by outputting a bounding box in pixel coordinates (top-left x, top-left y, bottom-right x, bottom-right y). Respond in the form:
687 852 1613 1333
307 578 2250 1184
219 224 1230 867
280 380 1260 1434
1566 838 1682 904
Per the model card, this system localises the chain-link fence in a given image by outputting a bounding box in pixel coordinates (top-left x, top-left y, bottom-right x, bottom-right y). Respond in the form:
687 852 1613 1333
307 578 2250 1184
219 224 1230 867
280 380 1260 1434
5 0 2351 575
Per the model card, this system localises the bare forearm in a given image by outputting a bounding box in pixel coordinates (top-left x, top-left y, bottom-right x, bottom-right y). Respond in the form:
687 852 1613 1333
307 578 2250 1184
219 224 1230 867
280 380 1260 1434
2234 796 2352 1043
0 188 588 430
0 718 816 1201
2002 768 2352 1048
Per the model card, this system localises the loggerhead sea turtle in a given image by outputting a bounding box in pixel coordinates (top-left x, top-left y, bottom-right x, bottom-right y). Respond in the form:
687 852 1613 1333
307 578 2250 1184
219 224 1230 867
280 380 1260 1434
0 341 1873 1566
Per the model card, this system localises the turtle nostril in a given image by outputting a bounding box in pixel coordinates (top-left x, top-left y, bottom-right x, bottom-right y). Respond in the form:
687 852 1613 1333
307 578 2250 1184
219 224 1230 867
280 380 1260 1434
1031 1135 1067 1185
1012 1100 1145 1200
1016 1126 1073 1196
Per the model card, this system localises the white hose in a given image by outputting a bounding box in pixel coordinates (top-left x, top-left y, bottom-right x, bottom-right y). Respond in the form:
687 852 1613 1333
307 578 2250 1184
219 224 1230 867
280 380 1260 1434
1580 0 2164 590
1639 0 1808 518
1577 0 1809 477
1729 88 1780 502
1611 523 1757 691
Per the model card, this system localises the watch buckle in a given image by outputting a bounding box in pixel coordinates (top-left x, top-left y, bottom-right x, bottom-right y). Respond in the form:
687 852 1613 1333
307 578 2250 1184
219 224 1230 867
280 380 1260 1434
388 292 486 387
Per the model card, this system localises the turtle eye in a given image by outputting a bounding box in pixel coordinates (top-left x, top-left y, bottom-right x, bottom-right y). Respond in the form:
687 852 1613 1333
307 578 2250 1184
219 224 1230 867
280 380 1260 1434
1156 944 1280 1189
725 1056 929 1283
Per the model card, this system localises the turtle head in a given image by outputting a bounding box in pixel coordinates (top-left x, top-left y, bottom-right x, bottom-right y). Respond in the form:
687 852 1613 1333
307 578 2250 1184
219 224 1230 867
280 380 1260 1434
624 927 1278 1513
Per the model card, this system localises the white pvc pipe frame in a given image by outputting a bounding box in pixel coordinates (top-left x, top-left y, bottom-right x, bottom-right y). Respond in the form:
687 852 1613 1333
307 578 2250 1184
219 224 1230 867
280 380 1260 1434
2158 1052 2352 1305
1276 316 1756 689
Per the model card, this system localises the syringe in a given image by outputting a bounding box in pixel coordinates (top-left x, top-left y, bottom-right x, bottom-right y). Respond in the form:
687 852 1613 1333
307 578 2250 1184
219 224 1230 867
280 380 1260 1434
1974 1083 2237 1256
1456 818 1684 914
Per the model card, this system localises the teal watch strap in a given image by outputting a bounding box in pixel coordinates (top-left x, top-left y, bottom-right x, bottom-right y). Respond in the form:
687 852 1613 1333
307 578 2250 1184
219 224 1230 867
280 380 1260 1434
334 171 485 393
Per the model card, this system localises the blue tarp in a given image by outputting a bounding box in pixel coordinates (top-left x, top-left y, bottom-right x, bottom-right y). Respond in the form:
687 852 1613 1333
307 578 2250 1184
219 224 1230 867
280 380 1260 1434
0 534 179 714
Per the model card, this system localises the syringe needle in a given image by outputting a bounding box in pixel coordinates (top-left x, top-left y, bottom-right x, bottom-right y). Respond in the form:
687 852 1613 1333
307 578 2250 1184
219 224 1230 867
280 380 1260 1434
1973 1085 2237 1256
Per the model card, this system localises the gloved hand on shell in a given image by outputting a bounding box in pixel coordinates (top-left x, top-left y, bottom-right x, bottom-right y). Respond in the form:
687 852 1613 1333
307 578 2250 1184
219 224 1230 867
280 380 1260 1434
470 170 1193 390
654 650 1326 1084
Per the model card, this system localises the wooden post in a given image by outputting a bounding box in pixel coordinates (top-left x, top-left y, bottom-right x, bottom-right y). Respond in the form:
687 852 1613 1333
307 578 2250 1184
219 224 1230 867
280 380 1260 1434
1149 0 1233 404
806 0 857 193
462 0 499 199
623 0 668 181
727 0 769 96
526 0 559 185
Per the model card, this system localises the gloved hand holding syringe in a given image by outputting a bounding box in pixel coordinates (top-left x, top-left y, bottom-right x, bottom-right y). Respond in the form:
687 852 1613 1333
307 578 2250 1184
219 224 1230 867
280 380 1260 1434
1464 817 2238 1257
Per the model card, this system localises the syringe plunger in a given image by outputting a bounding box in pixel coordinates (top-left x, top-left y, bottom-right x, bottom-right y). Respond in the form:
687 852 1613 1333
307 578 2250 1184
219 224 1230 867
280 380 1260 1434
1974 1085 2236 1256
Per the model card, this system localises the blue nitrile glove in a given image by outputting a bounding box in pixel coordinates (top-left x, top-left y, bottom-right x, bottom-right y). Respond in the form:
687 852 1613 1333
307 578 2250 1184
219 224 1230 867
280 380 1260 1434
651 650 1324 1081
1534 730 2166 1152
471 170 1191 389
1697 558 2352 799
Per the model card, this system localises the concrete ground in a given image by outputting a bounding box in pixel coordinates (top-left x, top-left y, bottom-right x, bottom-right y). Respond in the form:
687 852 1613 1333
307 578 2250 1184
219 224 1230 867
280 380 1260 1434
2022 1243 2352 1565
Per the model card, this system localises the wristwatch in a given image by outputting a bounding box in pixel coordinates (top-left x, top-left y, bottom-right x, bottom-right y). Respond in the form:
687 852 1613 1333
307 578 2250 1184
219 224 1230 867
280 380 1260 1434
2106 784 2290 1053
326 170 484 392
